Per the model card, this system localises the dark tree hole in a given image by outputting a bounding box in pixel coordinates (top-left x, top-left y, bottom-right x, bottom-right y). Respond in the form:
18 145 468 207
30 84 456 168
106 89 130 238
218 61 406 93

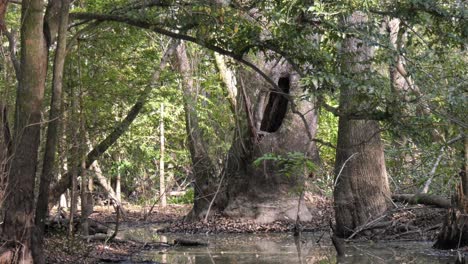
260 76 290 133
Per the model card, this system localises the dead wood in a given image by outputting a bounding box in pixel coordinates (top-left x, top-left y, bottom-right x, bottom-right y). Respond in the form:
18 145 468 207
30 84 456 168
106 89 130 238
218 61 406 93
434 185 468 249
46 216 109 235
392 194 451 208
83 233 172 250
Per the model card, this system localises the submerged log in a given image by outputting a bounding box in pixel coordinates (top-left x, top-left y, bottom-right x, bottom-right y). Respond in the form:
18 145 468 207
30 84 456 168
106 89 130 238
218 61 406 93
392 194 451 208
174 239 208 247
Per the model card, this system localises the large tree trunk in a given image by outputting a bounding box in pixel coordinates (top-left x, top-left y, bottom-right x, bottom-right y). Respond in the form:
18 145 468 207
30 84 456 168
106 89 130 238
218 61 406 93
333 12 391 237
175 42 218 220
1 0 48 262
220 54 319 223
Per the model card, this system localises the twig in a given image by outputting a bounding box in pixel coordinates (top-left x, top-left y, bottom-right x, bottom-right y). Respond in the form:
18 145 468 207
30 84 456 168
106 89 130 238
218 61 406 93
204 157 228 223
347 213 387 240
334 153 358 188
421 134 464 193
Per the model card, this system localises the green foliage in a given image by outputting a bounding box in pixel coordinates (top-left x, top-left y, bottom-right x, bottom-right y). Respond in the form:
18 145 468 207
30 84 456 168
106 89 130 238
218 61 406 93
254 152 317 178
168 188 195 205
1 0 465 207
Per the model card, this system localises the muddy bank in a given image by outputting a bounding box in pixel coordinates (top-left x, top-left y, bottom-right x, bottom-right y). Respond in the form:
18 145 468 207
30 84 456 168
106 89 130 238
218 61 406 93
40 199 450 263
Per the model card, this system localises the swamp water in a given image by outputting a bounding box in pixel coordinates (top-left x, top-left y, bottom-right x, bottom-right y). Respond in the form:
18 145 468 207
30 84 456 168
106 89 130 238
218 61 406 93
115 226 455 264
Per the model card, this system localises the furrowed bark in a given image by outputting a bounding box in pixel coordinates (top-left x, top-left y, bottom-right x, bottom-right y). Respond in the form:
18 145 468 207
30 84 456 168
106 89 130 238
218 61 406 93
333 12 391 237
1 0 48 262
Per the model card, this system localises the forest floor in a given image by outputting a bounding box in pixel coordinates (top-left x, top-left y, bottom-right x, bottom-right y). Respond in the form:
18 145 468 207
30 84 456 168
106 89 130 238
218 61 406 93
43 196 448 263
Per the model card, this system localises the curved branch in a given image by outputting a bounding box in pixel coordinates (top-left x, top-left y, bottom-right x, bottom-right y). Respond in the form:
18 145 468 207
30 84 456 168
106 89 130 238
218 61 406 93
49 39 180 204
70 12 282 93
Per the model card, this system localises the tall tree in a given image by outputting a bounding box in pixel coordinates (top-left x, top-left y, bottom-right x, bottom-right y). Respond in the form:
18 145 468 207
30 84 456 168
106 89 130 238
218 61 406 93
1 0 48 262
333 11 391 237
35 0 70 249
175 42 218 219
49 39 180 205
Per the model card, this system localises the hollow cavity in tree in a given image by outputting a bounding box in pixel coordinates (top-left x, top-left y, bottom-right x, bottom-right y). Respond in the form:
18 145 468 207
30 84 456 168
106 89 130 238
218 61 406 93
260 76 290 132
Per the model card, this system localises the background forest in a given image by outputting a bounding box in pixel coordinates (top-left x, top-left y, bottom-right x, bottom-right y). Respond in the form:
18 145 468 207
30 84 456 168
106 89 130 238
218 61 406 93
0 0 466 263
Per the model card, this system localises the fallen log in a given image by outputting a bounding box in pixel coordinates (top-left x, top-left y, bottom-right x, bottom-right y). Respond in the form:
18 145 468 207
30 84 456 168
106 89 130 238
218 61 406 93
83 233 172 249
174 239 208 247
392 194 451 208
45 216 110 235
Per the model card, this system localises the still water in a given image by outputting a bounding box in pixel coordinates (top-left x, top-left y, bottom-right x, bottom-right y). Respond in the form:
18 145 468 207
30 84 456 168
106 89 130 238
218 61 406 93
119 226 455 264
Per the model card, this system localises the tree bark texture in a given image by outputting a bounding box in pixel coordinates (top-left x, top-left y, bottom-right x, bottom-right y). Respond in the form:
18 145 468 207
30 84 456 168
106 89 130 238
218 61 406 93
220 54 320 223
214 53 237 111
35 0 70 245
333 12 391 237
1 0 48 262
79 98 92 235
175 42 218 219
0 0 8 32
0 103 11 204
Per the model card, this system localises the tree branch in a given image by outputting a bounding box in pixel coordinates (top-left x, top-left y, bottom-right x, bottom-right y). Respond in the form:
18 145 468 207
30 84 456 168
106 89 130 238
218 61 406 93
70 12 282 93
2 29 20 79
49 39 180 205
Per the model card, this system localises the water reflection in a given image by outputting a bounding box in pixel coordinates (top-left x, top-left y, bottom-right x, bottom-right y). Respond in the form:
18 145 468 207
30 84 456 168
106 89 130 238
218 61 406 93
122 227 453 264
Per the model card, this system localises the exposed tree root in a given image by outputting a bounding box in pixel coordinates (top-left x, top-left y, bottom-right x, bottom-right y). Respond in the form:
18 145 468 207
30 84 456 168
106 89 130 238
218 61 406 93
434 184 468 249
0 241 20 264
